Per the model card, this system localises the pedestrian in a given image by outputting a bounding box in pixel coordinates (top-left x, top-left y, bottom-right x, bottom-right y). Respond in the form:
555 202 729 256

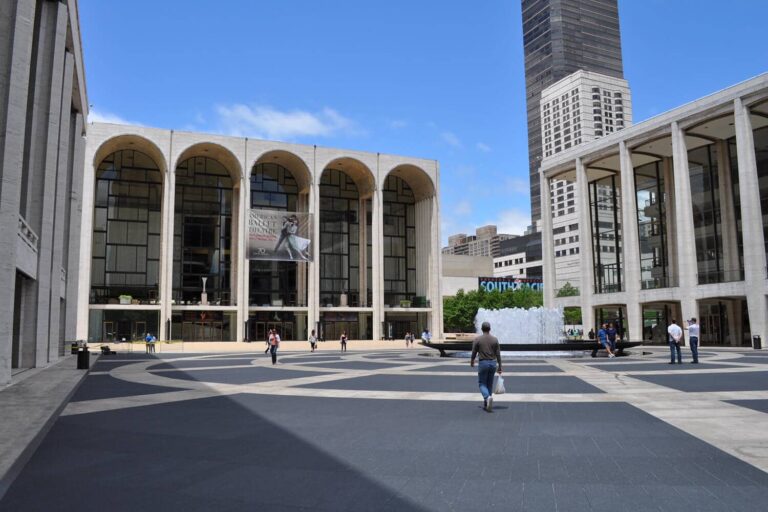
265 329 272 354
404 331 410 348
309 329 318 352
606 322 618 352
269 329 280 365
685 318 700 364
470 321 502 412
587 328 595 341
340 331 347 352
149 334 157 354
421 329 431 344
595 323 615 358
409 331 414 347
145 333 152 354
668 319 683 364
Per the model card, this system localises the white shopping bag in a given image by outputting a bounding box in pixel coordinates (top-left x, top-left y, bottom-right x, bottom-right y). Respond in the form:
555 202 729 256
493 374 506 395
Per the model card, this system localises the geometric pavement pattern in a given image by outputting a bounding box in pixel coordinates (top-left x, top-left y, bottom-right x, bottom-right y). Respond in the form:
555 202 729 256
3 346 768 511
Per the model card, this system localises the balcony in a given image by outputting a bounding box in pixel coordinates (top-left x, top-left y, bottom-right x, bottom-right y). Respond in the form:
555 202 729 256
697 269 744 285
640 275 679 290
18 215 39 252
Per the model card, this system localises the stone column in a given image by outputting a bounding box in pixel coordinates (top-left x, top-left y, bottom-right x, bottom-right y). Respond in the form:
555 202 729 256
619 142 642 341
65 113 85 341
716 140 740 276
308 176 320 338
235 177 247 342
576 157 595 333
161 136 176 339
540 171 555 308
734 97 767 346
371 187 383 340
670 121 698 325
430 194 444 338
0 0 37 384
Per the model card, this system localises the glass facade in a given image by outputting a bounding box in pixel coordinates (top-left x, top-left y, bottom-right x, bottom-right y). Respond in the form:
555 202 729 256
634 161 671 289
688 143 744 284
249 162 306 307
382 176 416 306
173 157 234 305
320 312 372 341
171 310 236 342
319 169 369 307
247 311 307 342
88 309 159 343
90 150 162 304
589 175 622 293
753 126 768 265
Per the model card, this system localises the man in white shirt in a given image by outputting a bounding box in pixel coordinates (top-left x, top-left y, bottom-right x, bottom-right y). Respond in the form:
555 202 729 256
667 319 683 364
685 318 700 364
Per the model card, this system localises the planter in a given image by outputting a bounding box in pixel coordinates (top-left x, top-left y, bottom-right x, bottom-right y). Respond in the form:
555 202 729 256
400 300 411 308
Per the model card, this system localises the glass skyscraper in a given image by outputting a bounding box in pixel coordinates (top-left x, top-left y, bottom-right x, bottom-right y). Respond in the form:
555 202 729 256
522 0 624 222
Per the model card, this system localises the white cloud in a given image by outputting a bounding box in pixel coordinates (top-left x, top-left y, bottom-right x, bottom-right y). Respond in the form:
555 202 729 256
440 131 462 148
388 119 408 129
88 108 138 125
476 142 491 152
489 209 531 236
214 104 360 140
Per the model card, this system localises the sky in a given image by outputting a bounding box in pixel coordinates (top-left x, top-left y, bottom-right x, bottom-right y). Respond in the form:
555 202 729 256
80 0 768 244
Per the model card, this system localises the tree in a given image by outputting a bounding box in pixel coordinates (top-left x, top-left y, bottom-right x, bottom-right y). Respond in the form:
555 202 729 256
563 307 582 326
556 282 579 297
443 287 544 332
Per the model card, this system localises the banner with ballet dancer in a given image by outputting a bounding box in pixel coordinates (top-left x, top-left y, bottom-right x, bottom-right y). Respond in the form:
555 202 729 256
248 209 313 261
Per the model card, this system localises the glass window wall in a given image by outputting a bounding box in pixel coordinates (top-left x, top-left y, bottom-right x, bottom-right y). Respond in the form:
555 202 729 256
88 309 159 343
171 311 235 341
173 157 233 305
753 126 768 265
382 176 416 306
589 175 622 293
634 161 671 289
249 163 306 306
90 150 162 304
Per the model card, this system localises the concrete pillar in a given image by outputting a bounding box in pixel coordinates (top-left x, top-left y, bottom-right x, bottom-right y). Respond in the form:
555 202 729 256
716 139 741 276
576 157 594 332
734 97 767 345
309 157 320 337
662 157 678 278
161 138 176 339
619 141 642 341
47 50 75 359
371 187 383 340
430 193 444 338
235 178 247 342
32 2 68 366
0 0 37 384
64 113 85 341
671 121 698 321
540 171 555 307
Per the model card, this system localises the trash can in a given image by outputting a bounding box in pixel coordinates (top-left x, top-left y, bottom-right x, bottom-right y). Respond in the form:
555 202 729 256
71 342 79 355
753 335 762 350
77 348 90 369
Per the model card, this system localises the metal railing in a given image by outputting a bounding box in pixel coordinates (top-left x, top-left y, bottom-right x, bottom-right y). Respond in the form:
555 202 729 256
696 269 744 285
640 275 679 290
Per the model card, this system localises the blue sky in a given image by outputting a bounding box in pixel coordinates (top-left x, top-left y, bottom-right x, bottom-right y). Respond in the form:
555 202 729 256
80 0 768 243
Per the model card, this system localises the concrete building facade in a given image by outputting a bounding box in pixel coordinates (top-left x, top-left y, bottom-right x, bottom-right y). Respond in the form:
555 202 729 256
0 0 88 384
541 74 768 347
521 0 624 223
78 123 443 345
442 225 515 258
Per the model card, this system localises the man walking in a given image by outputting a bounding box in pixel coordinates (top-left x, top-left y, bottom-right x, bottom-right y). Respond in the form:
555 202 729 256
685 318 700 364
668 319 683 364
470 322 502 412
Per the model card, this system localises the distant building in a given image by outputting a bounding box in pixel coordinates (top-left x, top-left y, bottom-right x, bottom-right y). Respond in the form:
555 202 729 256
441 254 493 297
442 225 516 258
493 233 543 281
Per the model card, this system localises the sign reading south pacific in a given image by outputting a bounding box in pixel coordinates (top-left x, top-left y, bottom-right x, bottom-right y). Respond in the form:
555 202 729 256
248 209 313 261
478 277 543 292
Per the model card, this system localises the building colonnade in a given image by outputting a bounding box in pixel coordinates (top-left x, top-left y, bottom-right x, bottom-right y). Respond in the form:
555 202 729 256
542 75 768 347
77 124 442 343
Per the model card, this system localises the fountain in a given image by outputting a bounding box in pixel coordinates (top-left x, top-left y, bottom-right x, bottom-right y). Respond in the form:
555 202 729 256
424 306 641 357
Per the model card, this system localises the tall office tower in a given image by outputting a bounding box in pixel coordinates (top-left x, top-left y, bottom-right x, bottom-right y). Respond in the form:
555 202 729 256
522 0 624 223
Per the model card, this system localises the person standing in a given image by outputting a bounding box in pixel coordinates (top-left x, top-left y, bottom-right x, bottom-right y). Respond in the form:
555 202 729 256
269 329 280 365
606 323 618 352
470 322 502 412
587 328 595 341
595 323 615 358
421 329 431 344
265 329 272 355
685 318 700 364
309 329 318 352
668 319 683 364
145 333 152 354
340 331 347 352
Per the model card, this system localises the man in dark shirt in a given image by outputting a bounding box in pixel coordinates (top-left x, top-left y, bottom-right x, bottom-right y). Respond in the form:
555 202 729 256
470 322 502 412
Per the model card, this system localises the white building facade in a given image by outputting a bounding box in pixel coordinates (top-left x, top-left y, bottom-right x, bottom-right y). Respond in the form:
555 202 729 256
541 71 633 295
541 74 768 346
77 123 443 344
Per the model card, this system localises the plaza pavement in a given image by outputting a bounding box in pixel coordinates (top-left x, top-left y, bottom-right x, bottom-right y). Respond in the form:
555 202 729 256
3 344 768 510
